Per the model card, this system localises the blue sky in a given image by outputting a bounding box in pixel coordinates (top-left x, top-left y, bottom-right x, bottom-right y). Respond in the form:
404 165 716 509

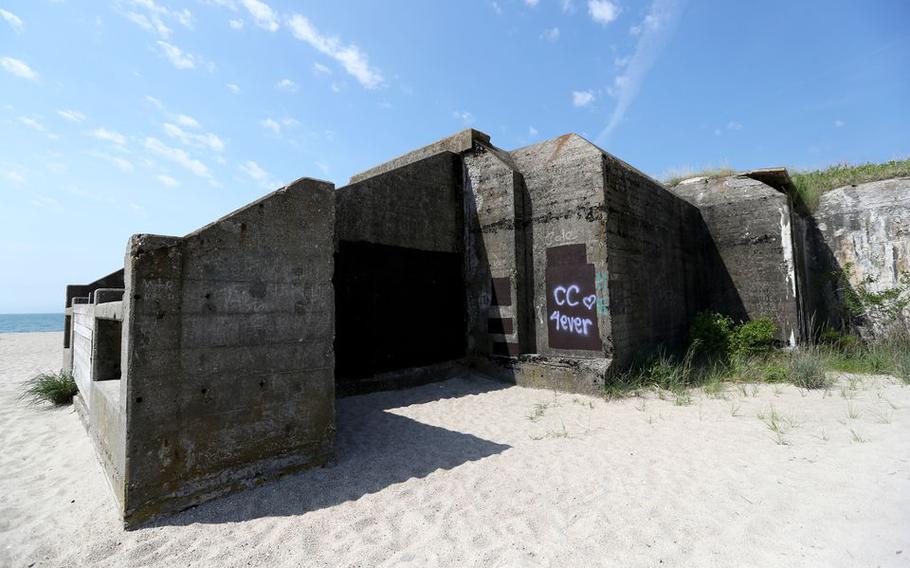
1 0 908 313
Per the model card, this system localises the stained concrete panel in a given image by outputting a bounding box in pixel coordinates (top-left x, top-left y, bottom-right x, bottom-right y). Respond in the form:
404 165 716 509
673 175 803 345
462 143 532 357
602 153 710 364
510 135 612 361
119 177 336 527
813 177 910 336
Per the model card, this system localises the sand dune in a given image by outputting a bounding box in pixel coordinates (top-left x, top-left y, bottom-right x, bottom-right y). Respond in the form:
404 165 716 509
1 331 908 567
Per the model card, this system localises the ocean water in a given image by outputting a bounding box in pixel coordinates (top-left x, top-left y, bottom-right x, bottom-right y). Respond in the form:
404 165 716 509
0 313 65 333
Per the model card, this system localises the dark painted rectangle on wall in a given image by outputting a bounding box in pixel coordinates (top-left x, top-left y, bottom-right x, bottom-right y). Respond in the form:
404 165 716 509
491 277 512 306
545 244 601 351
335 240 466 381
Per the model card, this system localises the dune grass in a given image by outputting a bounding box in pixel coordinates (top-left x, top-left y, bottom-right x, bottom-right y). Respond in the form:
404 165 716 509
602 313 910 400
19 370 79 406
663 167 736 187
791 157 910 211
663 157 910 212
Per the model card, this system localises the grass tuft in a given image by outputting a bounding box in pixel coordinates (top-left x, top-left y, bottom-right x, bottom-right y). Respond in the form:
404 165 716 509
19 370 79 406
789 350 832 389
791 157 910 211
663 166 737 188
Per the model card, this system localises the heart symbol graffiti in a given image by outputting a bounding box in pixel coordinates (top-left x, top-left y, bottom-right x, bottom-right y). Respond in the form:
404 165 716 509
583 295 596 311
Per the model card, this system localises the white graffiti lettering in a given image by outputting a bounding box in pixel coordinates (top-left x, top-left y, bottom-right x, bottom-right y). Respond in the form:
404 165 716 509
553 284 581 307
549 310 593 335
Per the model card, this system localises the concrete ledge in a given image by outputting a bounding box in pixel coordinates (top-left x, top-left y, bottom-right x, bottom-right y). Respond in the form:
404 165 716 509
94 300 123 321
469 355 613 395
350 129 490 183
125 445 333 529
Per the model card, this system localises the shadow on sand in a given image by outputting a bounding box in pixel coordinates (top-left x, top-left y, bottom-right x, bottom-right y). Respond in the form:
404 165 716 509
148 374 511 527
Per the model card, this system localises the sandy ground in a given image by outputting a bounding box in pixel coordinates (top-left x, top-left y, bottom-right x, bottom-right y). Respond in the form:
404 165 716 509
1 332 909 567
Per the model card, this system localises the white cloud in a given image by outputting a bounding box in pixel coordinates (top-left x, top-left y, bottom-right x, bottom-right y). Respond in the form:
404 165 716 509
525 0 540 6
561 0 576 13
1 57 39 80
3 168 25 184
175 114 199 128
240 160 267 180
572 90 595 107
630 10 667 35
834 119 845 128
588 0 620 24
227 83 240 94
1 8 24 33
89 128 127 145
541 27 560 43
597 0 685 142
229 18 244 29
239 160 276 188
145 95 165 109
163 122 224 152
202 0 238 9
287 14 384 89
452 110 475 125
46 161 67 174
18 116 45 132
726 120 743 131
88 150 135 173
275 78 298 92
145 137 212 180
57 109 87 122
529 126 539 136
260 118 281 135
156 41 195 70
118 0 193 38
157 174 179 187
241 0 278 32
491 1 502 14
124 11 171 38
312 62 332 75
30 195 62 210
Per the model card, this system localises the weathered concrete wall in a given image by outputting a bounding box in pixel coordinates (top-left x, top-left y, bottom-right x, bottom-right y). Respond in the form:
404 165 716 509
603 154 708 366
63 269 124 371
813 177 910 335
334 152 466 387
64 269 124 308
71 304 95 403
69 299 126 507
350 129 488 183
462 143 532 358
511 135 613 365
673 176 804 345
336 152 463 253
120 178 336 527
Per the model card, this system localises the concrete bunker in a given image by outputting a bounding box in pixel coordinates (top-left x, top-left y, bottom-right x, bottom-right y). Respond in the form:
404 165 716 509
63 128 831 527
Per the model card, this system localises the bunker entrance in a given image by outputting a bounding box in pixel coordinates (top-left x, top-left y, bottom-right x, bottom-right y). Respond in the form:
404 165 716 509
334 240 467 388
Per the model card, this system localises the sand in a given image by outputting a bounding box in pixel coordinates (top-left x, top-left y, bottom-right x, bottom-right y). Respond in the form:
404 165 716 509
1 331 908 567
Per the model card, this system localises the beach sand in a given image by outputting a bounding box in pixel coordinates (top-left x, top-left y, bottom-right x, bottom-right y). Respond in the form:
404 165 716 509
1 331 908 567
